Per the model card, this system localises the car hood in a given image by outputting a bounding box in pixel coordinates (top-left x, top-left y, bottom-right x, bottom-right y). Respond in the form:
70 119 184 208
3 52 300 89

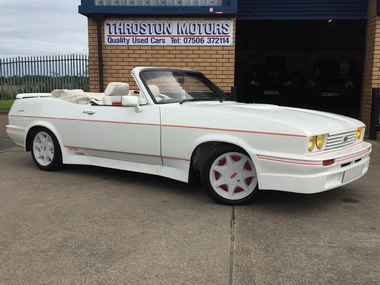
160 101 363 136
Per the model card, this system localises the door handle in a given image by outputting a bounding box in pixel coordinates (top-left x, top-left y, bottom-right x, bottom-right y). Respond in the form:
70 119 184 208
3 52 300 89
83 110 96 115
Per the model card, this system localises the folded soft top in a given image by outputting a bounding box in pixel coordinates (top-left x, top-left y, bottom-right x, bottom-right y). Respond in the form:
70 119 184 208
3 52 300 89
51 89 104 104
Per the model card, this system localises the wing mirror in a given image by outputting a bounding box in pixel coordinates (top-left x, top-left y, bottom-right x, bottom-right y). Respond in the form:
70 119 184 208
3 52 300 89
122 96 143 113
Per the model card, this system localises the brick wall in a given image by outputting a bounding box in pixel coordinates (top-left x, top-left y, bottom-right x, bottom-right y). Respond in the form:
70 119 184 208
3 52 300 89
362 0 379 129
88 17 236 93
88 12 377 132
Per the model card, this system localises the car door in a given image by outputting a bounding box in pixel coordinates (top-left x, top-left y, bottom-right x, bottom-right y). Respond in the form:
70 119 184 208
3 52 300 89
78 104 161 165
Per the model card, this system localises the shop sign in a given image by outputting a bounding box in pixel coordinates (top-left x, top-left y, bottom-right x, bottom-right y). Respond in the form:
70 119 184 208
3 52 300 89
105 20 233 46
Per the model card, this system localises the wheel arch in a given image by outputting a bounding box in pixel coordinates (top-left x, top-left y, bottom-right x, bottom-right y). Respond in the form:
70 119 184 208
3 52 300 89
190 141 250 172
25 123 63 152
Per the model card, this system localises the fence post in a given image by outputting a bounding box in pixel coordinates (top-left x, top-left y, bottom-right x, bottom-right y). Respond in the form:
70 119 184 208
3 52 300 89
369 88 380 140
0 58 3 99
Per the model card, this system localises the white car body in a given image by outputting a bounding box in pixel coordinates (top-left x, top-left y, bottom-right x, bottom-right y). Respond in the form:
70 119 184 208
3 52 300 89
6 67 372 204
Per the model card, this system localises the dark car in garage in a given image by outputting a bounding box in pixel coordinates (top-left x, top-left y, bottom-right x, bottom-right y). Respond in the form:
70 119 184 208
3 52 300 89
304 60 361 116
246 63 293 105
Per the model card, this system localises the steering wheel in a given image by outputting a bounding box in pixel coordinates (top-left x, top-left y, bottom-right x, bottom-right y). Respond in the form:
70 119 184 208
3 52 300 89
159 94 171 100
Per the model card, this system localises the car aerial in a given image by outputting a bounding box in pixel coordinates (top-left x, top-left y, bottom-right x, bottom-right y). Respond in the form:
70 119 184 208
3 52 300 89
7 67 372 205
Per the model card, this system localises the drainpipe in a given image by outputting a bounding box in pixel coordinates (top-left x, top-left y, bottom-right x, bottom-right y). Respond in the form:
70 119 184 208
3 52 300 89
92 15 104 92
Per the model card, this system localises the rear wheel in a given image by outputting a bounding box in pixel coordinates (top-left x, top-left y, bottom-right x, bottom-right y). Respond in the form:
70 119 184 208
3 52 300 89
201 145 258 205
31 128 62 171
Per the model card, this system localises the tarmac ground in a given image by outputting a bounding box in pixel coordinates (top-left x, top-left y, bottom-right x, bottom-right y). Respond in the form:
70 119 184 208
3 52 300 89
0 111 379 284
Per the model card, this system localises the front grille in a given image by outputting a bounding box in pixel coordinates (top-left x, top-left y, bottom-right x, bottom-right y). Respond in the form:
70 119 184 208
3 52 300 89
326 130 356 150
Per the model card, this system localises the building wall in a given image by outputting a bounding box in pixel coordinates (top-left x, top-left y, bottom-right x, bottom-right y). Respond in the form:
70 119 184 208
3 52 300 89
88 17 236 93
362 0 380 129
86 7 378 135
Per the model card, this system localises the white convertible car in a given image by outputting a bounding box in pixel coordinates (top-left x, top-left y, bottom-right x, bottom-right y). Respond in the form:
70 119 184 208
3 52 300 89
7 67 372 205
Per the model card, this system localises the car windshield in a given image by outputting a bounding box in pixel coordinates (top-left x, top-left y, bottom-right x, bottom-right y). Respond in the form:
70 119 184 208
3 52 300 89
313 61 357 77
139 69 226 104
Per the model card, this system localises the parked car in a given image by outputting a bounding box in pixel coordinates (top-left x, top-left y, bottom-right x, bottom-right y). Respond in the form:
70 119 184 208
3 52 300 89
246 63 293 105
304 60 361 114
7 67 371 205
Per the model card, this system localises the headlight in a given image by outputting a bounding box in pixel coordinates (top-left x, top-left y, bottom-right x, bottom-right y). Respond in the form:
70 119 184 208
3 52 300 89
306 80 316 88
344 81 355 88
355 128 363 140
308 136 315 152
308 134 327 152
316 134 325 149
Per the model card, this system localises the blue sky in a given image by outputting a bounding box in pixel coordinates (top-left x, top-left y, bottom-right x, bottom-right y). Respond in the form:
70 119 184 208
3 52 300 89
0 0 88 58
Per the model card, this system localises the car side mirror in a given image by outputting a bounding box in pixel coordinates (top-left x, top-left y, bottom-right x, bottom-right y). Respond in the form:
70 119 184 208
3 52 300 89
122 96 143 113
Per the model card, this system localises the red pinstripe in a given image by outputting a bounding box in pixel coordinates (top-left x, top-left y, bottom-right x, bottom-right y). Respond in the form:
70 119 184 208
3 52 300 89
9 114 306 138
65 146 190 162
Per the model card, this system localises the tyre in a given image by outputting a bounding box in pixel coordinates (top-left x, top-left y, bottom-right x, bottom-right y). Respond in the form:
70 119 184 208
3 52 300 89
31 128 62 171
201 144 258 205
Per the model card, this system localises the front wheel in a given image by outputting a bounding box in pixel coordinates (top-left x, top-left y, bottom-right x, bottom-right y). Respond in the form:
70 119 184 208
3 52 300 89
201 145 258 205
31 128 62 171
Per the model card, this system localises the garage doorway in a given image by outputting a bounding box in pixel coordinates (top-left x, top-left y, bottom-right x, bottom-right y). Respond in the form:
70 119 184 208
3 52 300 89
235 20 366 118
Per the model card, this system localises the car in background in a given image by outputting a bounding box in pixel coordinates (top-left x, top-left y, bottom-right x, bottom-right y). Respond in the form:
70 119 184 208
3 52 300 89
304 60 361 116
246 63 293 105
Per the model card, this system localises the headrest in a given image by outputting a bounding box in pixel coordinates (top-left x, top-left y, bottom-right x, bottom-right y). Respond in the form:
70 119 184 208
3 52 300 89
105 82 129 96
148 85 160 97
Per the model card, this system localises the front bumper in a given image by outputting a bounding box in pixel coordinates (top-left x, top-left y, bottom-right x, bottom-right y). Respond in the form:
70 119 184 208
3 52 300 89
254 141 372 194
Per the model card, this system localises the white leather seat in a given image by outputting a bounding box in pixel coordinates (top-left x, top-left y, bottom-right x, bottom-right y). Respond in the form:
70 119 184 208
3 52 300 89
148 85 161 102
103 82 129 105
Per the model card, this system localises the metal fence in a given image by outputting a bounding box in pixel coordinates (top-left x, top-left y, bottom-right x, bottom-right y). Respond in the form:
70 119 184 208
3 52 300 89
0 54 89 99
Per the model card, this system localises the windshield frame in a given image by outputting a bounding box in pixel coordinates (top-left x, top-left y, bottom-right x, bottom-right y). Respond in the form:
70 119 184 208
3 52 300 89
139 68 226 104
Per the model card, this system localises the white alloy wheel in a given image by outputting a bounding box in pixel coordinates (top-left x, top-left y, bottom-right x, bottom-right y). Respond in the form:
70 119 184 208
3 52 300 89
210 152 257 200
201 145 258 205
33 131 55 166
31 129 62 171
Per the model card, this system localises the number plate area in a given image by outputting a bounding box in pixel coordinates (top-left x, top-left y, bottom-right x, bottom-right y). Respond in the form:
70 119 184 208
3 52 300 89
342 165 363 184
264 90 279 95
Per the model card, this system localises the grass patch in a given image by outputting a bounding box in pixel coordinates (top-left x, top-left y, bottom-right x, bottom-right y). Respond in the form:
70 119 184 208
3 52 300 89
0 99 15 110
